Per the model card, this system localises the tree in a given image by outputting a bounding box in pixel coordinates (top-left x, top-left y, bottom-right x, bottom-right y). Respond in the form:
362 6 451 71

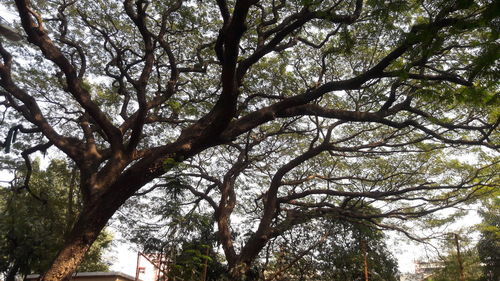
426 249 483 281
120 189 398 280
117 183 229 280
477 196 500 281
414 188 499 281
261 219 399 281
0 0 498 280
0 159 112 281
166 242 228 281
424 233 483 281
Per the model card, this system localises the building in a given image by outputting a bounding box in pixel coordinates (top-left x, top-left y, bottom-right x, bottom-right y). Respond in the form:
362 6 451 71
134 253 169 281
399 260 446 281
415 260 445 276
25 272 137 281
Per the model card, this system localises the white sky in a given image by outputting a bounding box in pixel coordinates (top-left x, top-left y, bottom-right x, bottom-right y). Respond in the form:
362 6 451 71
106 227 138 277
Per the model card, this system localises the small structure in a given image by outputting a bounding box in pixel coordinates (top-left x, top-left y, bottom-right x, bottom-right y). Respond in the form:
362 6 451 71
25 272 137 281
399 260 446 281
400 272 425 281
135 253 169 281
415 260 445 278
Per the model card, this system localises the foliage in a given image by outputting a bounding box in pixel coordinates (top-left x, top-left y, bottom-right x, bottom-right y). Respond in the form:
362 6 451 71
117 187 228 280
426 248 483 281
262 219 399 281
424 235 483 281
0 159 112 279
419 191 500 281
0 0 498 279
167 242 228 281
477 196 500 281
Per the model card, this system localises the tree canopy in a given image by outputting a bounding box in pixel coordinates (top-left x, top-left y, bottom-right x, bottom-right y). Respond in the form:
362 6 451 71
259 219 399 281
118 184 399 280
0 0 498 280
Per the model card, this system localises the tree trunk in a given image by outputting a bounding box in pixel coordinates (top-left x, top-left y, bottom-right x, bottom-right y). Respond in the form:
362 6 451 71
454 233 465 281
41 235 96 280
5 260 20 281
228 261 260 281
42 209 107 281
361 240 369 281
39 145 186 280
41 200 112 281
228 263 248 281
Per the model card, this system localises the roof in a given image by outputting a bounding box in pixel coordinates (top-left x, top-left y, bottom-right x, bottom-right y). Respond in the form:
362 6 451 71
25 271 139 281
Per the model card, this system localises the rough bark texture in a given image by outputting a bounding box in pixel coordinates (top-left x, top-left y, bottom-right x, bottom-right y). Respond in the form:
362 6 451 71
41 205 108 281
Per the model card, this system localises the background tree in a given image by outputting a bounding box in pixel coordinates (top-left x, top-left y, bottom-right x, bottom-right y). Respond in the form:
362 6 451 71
422 232 483 281
406 185 499 281
261 219 399 281
0 159 112 281
167 242 227 281
476 196 500 281
117 185 229 280
0 0 498 280
120 186 399 281
426 249 483 281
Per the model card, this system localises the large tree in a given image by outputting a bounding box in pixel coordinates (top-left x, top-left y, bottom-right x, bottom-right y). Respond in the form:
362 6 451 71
0 0 498 280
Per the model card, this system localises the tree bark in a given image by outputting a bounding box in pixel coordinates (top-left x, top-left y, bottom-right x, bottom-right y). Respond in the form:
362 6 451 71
40 205 108 281
40 183 126 281
454 233 465 281
39 151 173 280
361 240 369 281
5 260 20 281
228 262 252 281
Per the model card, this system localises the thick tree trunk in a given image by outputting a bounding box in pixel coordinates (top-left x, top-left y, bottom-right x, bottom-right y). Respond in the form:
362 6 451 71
41 233 97 281
41 200 112 281
40 144 191 280
42 186 122 281
39 159 160 280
